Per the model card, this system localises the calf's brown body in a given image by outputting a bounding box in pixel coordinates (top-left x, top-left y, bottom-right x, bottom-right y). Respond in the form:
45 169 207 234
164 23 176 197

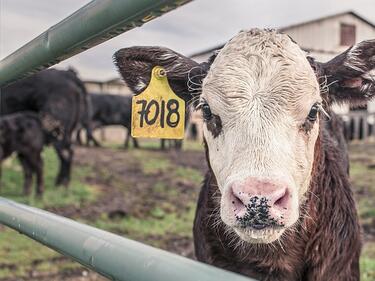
194 113 361 281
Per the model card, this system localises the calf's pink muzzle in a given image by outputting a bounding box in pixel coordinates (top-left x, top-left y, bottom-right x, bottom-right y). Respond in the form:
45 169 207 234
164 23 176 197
229 177 292 229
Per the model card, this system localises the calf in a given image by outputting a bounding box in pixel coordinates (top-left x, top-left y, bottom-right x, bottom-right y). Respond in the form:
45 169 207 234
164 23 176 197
0 68 87 186
0 112 44 195
77 93 139 148
114 29 375 281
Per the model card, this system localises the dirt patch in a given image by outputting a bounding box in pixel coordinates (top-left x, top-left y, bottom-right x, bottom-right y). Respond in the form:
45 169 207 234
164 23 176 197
349 143 375 242
3 146 207 281
46 185 128 220
63 147 205 219
165 149 207 171
63 146 204 280
1 256 105 281
5 143 374 281
2 269 104 281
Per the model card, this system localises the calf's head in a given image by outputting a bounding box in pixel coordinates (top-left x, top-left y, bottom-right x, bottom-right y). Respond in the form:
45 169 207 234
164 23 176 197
114 29 375 243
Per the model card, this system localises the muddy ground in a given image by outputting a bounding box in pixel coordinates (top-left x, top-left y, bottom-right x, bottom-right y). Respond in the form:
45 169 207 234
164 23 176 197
21 146 206 281
1 142 374 281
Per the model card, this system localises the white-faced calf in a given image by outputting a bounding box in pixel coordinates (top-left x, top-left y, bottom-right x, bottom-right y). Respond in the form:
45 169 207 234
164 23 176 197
114 29 375 281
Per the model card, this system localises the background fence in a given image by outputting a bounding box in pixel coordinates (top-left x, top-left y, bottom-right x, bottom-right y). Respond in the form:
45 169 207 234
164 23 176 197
341 112 375 141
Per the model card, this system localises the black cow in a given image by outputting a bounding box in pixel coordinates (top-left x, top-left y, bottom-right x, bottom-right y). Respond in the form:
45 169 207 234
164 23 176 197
75 92 98 147
0 68 87 186
0 112 45 195
76 93 139 148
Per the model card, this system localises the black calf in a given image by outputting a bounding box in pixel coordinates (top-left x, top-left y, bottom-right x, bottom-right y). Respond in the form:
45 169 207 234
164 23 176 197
0 112 44 195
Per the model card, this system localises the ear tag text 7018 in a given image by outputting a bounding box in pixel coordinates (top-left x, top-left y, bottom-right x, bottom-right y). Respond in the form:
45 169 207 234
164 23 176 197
131 66 185 139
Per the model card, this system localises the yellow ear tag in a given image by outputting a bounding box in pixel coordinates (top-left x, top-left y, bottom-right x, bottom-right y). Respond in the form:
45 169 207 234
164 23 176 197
131 66 185 139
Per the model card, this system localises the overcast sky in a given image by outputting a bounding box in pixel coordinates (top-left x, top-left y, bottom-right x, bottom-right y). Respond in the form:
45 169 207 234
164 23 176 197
1 0 375 81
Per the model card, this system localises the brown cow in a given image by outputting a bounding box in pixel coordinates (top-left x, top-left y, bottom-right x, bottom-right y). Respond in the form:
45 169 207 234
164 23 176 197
114 29 375 281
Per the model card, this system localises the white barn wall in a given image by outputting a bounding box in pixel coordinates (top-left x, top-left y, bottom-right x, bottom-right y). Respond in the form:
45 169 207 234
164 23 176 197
284 13 375 62
284 14 375 113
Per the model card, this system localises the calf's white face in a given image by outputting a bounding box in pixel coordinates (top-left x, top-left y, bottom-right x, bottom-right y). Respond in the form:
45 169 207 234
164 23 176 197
200 30 321 243
114 28 375 245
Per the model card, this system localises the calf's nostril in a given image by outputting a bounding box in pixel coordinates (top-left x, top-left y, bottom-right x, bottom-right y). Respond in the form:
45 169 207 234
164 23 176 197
273 189 289 209
230 188 247 214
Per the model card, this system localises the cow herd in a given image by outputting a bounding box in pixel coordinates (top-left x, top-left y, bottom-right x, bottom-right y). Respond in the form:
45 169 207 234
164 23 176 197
0 68 183 196
0 69 86 193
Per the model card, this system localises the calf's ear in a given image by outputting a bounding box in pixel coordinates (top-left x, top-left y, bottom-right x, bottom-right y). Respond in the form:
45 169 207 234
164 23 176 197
318 39 375 105
113 46 207 102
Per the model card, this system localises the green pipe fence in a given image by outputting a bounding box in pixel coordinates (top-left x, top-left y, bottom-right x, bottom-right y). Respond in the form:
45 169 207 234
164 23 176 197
0 0 192 86
0 197 256 281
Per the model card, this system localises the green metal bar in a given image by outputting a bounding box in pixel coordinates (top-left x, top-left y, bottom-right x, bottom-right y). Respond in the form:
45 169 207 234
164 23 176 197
0 197 256 281
0 0 192 86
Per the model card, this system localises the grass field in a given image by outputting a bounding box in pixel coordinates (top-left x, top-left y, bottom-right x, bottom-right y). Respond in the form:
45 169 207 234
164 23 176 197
0 141 373 280
349 143 375 281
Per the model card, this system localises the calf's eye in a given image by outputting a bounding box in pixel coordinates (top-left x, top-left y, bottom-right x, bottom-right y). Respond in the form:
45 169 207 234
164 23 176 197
202 103 212 120
307 103 320 122
301 102 322 133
